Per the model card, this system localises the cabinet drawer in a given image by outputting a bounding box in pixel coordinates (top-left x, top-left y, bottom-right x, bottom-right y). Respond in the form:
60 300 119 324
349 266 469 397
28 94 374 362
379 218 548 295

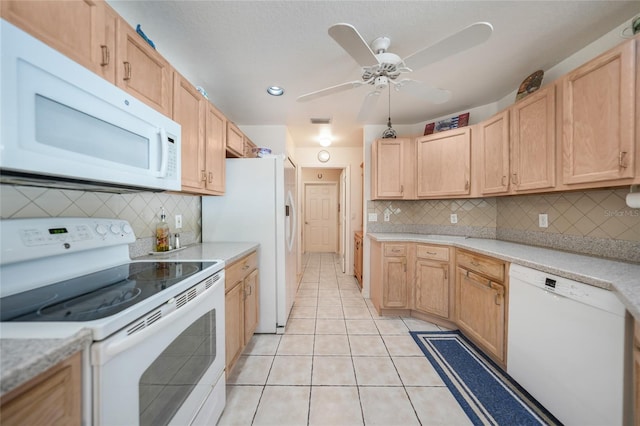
416 244 449 261
456 250 504 282
384 244 406 257
225 251 258 291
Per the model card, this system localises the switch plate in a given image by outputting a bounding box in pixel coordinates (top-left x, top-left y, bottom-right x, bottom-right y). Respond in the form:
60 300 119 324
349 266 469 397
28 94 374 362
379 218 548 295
539 213 548 228
368 213 378 222
450 214 458 224
175 214 183 229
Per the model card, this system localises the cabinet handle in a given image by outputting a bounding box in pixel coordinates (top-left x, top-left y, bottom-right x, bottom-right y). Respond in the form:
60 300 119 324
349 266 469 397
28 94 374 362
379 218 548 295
511 173 518 184
465 180 470 190
208 171 213 183
401 185 404 194
470 261 480 267
244 283 252 297
619 151 628 168
426 251 436 255
242 264 250 270
501 175 507 186
123 61 132 80
100 45 110 66
444 269 448 280
201 170 207 182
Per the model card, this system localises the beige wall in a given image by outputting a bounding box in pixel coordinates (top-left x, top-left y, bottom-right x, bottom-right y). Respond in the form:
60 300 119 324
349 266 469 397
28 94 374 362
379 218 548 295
302 168 342 183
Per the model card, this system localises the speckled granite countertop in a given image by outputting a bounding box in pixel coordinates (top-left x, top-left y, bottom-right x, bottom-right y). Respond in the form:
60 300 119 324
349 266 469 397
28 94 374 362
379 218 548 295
368 233 640 319
0 329 91 396
0 242 258 398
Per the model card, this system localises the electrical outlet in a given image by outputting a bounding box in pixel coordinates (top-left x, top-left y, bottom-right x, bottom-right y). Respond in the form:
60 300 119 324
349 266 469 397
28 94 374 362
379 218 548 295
450 214 458 224
384 212 390 222
539 213 548 228
368 213 378 222
175 214 183 229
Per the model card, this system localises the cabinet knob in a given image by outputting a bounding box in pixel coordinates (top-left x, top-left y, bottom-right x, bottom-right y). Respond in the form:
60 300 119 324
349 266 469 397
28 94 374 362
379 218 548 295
123 61 132 81
100 45 110 66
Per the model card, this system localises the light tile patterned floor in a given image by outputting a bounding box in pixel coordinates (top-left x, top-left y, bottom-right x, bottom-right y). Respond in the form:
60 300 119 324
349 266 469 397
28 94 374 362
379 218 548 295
218 253 471 426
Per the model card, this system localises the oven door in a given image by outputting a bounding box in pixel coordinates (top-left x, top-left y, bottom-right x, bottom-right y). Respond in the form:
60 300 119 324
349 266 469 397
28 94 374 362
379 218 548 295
91 272 225 426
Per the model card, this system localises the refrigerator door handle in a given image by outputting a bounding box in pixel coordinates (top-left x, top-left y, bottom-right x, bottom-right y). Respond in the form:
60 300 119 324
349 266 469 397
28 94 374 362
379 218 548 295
285 190 296 252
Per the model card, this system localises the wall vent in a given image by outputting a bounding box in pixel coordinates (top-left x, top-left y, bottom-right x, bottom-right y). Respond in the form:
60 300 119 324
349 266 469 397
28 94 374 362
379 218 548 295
310 118 331 125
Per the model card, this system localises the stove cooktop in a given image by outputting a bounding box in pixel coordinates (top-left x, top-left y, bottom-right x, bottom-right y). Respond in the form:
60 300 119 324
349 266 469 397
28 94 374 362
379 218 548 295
0 261 218 323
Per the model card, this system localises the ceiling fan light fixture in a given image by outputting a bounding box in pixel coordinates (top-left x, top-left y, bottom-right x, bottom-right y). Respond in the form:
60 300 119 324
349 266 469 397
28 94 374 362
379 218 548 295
267 86 285 96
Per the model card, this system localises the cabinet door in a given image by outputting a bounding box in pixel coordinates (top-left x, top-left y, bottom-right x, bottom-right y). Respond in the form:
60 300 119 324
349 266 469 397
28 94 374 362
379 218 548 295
173 73 205 191
226 122 245 157
478 110 510 194
510 85 556 192
561 40 635 184
414 259 449 318
382 256 408 308
243 269 259 345
1 0 114 82
417 128 471 197
205 103 226 194
372 138 407 198
116 18 172 116
455 267 505 363
225 283 244 373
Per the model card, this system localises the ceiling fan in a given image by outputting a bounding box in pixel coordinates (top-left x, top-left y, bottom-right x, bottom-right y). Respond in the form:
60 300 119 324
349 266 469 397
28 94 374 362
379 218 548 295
297 22 493 119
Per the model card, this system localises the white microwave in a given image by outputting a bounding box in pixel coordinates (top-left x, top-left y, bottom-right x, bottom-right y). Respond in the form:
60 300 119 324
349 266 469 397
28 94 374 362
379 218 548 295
0 20 181 193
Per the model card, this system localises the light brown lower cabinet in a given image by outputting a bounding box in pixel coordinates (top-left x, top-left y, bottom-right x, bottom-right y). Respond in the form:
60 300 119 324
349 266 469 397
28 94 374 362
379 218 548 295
455 250 507 366
414 244 451 319
0 351 82 426
225 250 259 373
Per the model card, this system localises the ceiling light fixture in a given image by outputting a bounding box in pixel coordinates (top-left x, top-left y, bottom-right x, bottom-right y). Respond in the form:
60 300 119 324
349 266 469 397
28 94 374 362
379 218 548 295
319 137 332 147
267 86 284 96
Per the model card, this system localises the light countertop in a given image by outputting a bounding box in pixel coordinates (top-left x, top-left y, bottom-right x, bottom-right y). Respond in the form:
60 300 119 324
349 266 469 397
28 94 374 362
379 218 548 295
0 242 258 397
368 233 640 319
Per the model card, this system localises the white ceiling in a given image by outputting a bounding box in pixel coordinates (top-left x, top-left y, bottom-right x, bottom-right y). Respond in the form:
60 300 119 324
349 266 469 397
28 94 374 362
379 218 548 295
107 1 639 148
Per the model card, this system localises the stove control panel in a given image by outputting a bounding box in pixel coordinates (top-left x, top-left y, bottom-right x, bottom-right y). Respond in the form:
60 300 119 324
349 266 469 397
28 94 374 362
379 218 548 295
1 217 136 265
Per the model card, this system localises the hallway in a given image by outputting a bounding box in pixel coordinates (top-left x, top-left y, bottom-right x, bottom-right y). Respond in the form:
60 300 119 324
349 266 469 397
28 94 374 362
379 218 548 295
218 252 471 425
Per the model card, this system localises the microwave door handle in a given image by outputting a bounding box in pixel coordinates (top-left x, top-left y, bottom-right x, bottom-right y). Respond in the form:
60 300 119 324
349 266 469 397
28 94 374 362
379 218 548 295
155 127 169 177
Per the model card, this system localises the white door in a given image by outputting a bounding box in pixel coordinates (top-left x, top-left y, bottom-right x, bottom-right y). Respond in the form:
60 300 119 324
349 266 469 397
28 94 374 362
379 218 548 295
339 170 347 273
304 183 338 252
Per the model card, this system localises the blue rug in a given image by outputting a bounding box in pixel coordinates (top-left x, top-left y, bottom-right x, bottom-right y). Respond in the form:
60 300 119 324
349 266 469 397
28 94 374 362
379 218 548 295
411 330 561 426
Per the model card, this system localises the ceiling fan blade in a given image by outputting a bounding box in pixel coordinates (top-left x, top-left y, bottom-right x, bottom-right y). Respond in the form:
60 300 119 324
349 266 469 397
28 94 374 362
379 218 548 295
404 22 493 71
297 80 366 102
357 90 381 122
328 23 379 67
396 79 451 104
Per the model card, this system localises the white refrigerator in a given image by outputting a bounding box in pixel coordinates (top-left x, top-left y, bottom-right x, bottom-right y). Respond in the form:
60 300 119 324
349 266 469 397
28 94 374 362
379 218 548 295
202 156 297 333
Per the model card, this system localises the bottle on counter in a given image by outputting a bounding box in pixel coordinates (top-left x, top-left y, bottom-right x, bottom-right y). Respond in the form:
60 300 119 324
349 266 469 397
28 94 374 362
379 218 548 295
155 207 170 252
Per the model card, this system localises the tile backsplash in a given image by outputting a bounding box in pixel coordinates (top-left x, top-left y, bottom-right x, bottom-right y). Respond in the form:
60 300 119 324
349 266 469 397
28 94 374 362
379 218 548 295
0 184 201 257
369 188 640 263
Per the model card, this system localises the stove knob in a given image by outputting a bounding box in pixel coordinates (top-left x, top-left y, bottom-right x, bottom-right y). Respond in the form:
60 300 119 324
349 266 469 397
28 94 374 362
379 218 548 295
110 224 120 234
121 224 133 235
95 224 108 237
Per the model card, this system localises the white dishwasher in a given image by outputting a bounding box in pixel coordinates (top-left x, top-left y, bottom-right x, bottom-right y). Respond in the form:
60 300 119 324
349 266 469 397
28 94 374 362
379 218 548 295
507 264 627 426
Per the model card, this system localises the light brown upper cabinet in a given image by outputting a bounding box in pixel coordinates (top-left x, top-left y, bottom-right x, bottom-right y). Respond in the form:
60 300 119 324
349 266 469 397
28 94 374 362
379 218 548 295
560 39 636 186
371 138 415 199
173 73 226 195
226 122 245 158
417 128 471 198
116 17 172 116
509 85 556 192
1 0 116 83
477 110 510 195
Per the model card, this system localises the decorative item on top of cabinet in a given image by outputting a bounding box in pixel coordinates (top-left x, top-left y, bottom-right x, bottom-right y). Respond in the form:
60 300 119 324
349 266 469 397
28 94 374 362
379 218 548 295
560 38 636 186
455 249 508 367
225 250 259 373
226 122 245 158
509 84 556 192
0 351 82 426
414 244 452 319
354 231 363 288
416 127 471 198
1 0 116 83
115 16 172 116
371 138 416 199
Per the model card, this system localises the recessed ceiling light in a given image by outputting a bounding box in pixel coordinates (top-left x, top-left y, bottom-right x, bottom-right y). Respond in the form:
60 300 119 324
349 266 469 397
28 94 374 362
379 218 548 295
319 137 332 147
267 86 284 96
